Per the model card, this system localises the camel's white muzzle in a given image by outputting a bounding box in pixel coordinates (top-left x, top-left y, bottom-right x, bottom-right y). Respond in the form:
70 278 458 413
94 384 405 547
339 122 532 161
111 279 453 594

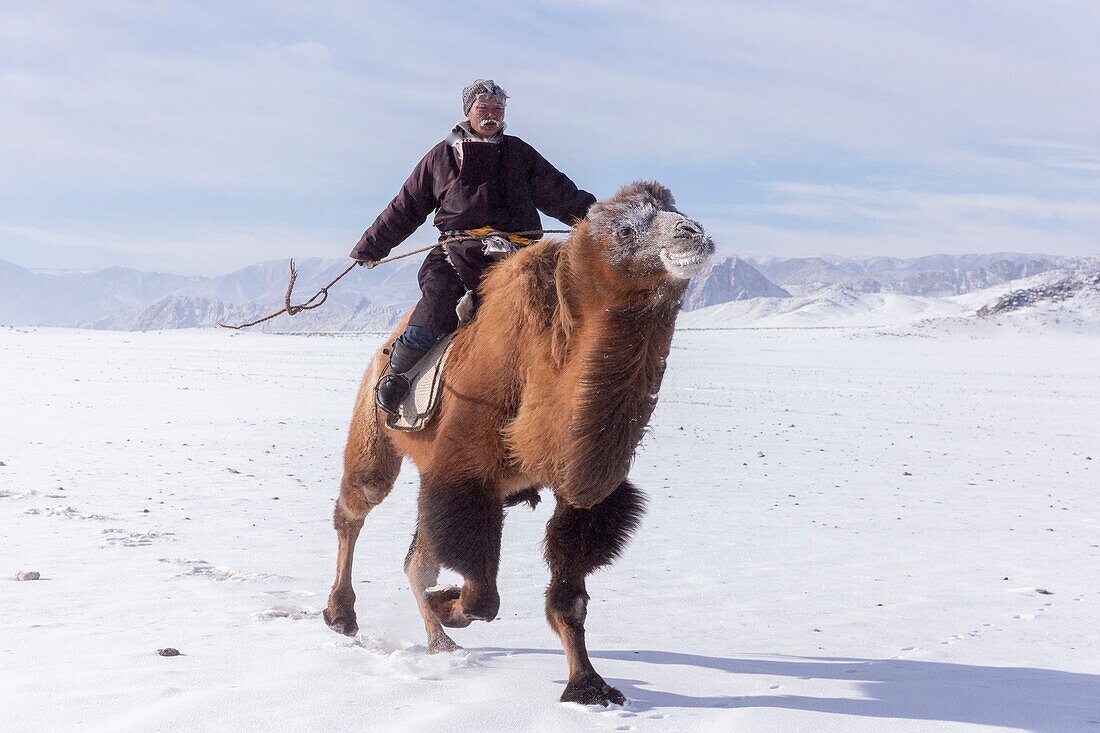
660 216 714 279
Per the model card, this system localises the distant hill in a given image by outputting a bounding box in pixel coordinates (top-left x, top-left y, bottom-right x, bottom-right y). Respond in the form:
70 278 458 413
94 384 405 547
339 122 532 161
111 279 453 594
750 256 854 295
1 259 123 325
50 266 202 308
682 257 789 310
2 256 424 332
84 293 409 332
85 257 424 332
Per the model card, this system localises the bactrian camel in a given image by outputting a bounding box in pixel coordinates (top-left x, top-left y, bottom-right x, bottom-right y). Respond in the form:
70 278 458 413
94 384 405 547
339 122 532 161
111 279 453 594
324 181 714 705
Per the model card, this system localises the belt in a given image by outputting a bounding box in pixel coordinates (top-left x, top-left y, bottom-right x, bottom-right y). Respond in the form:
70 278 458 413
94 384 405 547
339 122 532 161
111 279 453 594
441 227 540 246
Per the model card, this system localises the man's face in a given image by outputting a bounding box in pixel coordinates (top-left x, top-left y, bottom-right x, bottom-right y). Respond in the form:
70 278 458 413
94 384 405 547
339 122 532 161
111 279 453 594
467 96 506 137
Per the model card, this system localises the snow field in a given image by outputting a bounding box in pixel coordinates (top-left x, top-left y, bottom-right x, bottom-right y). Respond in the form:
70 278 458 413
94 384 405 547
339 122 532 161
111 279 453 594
2 325 1098 731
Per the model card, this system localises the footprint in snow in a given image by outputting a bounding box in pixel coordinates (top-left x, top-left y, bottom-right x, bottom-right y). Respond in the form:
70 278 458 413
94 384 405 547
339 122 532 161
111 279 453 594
333 635 482 680
25 506 109 521
158 558 287 582
254 605 322 621
265 589 317 599
1 489 38 500
184 563 272 582
101 528 174 547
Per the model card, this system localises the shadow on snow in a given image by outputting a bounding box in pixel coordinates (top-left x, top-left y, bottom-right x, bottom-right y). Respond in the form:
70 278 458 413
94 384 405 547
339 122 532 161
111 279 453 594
476 647 1099 731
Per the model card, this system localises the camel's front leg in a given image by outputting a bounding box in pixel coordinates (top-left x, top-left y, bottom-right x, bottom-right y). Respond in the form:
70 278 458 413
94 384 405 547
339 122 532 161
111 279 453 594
418 477 504 627
324 403 402 637
544 480 646 706
323 488 366 636
324 470 397 635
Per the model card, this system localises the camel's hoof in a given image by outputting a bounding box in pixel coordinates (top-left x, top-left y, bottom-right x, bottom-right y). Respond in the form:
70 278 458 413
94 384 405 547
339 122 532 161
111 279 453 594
560 674 627 707
425 586 471 629
322 607 359 637
427 634 462 654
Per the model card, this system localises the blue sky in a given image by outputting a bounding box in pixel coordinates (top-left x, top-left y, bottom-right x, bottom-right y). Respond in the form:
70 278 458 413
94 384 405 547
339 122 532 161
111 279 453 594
2 1 1098 275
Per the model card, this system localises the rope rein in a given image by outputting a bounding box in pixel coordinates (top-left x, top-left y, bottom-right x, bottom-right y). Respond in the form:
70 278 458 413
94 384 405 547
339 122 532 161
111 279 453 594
218 229 572 330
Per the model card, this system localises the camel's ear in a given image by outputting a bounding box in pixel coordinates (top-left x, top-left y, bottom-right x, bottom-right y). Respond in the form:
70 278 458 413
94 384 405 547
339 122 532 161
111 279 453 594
550 248 575 368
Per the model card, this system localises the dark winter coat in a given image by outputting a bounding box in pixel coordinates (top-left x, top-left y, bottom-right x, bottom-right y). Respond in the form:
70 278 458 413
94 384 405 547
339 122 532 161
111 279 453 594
350 135 596 262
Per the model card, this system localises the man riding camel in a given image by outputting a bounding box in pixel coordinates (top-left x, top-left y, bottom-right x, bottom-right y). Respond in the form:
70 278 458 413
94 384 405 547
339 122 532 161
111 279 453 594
350 79 596 416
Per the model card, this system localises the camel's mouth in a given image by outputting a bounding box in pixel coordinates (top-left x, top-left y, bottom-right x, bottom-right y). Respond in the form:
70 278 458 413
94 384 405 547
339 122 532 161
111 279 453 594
659 243 712 279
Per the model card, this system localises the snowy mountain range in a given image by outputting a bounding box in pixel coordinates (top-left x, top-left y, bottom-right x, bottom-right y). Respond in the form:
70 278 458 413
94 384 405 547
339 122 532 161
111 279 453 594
678 269 1100 333
2 252 1097 332
745 252 1090 297
0 257 423 332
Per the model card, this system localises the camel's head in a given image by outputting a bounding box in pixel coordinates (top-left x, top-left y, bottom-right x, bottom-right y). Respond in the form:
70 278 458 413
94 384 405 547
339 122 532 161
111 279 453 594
583 181 715 282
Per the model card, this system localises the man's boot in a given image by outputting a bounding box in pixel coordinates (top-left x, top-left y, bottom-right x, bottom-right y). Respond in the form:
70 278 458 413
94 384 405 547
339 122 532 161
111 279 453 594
375 338 431 416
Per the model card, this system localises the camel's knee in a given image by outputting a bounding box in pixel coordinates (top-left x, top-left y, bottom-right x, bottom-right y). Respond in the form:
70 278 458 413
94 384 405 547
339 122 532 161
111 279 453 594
546 583 588 632
334 493 367 529
333 497 364 532
342 411 401 505
545 480 647 577
336 472 394 527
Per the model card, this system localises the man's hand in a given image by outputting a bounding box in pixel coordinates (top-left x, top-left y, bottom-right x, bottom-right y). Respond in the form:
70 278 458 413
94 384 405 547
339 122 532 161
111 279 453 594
356 259 380 269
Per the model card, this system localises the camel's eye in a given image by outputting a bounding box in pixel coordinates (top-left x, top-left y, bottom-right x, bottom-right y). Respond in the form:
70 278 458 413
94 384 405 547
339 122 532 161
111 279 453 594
616 225 635 239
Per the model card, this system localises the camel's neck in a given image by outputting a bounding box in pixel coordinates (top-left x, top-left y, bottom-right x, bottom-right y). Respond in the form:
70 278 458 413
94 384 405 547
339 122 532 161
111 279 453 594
575 288 683 423
557 265 686 508
565 243 688 417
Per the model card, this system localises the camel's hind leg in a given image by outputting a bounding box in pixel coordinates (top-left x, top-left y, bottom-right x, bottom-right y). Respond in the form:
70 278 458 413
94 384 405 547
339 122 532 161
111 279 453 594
544 480 646 706
404 528 461 653
323 394 402 637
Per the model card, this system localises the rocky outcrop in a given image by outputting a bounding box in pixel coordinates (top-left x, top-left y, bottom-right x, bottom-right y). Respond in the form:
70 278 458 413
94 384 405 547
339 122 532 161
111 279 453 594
977 273 1100 316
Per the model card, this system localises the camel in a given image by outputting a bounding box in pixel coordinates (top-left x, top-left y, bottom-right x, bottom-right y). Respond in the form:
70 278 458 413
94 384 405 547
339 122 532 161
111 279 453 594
323 181 714 705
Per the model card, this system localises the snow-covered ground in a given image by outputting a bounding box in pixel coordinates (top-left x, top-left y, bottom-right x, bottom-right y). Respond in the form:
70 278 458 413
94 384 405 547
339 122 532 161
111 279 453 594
2 324 1098 732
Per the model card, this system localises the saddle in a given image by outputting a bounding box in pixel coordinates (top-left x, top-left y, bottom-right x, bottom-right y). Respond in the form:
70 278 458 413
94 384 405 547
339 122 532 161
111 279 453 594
382 331 459 432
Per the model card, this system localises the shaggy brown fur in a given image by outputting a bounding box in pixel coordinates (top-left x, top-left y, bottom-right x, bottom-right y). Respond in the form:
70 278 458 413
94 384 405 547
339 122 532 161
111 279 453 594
324 181 714 704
